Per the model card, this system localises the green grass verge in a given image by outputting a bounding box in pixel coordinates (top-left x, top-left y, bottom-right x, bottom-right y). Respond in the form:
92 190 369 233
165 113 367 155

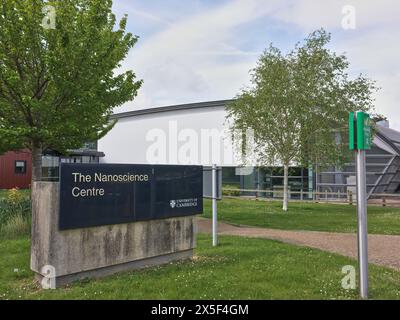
1 234 400 300
203 198 400 234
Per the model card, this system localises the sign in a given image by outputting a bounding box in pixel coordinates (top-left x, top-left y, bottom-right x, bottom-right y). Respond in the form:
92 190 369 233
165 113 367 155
349 111 372 150
59 163 203 230
203 166 222 200
349 111 370 299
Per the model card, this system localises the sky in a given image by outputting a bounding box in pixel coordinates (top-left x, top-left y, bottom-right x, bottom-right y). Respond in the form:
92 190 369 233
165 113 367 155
112 0 400 130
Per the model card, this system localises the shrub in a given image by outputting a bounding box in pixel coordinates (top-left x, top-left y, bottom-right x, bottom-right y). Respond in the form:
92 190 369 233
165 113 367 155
222 184 241 197
0 214 31 239
0 188 31 239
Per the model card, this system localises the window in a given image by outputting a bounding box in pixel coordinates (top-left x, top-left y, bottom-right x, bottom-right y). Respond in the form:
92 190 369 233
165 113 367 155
82 156 90 163
15 160 26 174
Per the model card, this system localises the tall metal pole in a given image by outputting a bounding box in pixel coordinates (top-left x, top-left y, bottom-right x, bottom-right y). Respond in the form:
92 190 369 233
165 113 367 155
212 164 218 246
356 149 369 299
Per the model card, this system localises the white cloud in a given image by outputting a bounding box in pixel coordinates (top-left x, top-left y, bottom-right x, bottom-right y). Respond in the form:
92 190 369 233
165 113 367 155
115 0 400 130
130 8 172 26
274 0 399 31
115 0 281 111
341 30 400 130
273 1 400 129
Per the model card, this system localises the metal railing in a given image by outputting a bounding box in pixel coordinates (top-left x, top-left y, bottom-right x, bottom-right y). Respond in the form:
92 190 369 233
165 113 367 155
221 188 400 206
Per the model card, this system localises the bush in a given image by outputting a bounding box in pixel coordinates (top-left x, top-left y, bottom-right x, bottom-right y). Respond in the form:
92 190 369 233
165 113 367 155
222 184 241 197
0 214 31 239
0 188 31 239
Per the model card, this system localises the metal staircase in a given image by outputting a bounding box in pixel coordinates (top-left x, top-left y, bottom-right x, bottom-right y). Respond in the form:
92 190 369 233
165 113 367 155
368 156 400 197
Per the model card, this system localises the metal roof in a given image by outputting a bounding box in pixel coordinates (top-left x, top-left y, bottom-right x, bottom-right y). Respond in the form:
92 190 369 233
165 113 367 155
110 99 400 156
110 99 234 119
377 125 400 144
376 125 400 155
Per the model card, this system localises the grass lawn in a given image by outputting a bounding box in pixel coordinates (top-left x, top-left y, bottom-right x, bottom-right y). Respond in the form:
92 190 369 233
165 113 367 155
1 234 400 300
203 198 400 235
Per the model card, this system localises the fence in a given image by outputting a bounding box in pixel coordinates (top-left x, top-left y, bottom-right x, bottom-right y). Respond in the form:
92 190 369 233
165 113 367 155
221 187 400 207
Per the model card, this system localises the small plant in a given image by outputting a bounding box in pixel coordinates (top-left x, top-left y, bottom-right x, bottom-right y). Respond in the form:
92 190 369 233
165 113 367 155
0 214 31 240
7 188 25 206
0 188 31 239
222 184 240 197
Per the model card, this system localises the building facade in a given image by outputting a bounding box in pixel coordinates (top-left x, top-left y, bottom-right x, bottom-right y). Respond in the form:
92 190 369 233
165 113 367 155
317 123 400 198
98 100 400 198
0 150 32 189
0 143 104 189
2 99 399 196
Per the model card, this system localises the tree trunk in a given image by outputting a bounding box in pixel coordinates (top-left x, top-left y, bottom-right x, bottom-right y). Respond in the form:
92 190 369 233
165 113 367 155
283 163 289 212
31 143 43 184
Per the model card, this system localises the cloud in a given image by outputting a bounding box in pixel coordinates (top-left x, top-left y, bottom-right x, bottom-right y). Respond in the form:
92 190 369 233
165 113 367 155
273 1 400 129
273 0 399 31
115 0 282 111
114 0 400 130
130 8 172 26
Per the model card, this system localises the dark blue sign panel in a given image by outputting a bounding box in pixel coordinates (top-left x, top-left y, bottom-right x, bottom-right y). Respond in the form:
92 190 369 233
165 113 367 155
59 163 203 230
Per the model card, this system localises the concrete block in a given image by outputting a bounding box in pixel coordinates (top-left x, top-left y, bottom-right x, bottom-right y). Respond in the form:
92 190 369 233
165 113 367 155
30 182 196 287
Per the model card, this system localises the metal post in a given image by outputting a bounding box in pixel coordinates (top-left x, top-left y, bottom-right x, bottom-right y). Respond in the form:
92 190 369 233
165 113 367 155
315 165 319 202
356 150 369 299
349 190 353 206
256 168 259 201
212 164 218 247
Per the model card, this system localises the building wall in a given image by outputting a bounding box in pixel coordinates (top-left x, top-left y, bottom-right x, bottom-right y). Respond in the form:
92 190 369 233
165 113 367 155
99 105 240 166
0 150 32 189
317 135 400 195
98 103 400 196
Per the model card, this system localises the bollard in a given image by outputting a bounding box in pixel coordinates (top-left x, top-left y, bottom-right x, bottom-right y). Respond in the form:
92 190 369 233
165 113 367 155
212 164 218 247
349 190 353 206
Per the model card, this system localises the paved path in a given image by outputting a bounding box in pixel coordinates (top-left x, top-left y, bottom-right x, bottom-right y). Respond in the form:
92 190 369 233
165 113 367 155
197 218 400 271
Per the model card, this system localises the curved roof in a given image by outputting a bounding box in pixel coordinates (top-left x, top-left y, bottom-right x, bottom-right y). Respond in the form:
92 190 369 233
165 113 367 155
376 125 400 155
111 99 400 156
110 99 233 119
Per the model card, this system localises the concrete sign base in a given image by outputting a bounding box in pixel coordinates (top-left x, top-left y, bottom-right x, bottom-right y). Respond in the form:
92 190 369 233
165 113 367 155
30 182 197 288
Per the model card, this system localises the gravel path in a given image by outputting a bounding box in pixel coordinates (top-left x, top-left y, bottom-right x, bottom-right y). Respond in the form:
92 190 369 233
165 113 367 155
197 218 400 271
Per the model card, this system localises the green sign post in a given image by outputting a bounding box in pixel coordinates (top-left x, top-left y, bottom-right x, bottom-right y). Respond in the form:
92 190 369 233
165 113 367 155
349 111 372 150
349 111 372 300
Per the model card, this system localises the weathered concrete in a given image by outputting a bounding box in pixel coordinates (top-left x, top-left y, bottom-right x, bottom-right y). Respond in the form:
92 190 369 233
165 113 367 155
31 182 196 286
35 249 193 287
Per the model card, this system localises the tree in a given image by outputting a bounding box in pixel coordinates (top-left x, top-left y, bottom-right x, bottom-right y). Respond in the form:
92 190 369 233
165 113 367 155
227 29 377 211
371 113 387 123
0 0 142 181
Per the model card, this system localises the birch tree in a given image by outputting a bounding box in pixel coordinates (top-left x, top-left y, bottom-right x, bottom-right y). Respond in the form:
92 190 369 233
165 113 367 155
227 30 376 211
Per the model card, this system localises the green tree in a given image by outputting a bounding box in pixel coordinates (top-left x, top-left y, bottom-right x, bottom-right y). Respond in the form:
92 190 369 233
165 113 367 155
0 0 142 181
227 29 377 211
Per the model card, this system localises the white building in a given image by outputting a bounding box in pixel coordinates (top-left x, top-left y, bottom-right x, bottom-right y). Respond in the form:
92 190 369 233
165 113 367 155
99 100 400 198
99 100 242 167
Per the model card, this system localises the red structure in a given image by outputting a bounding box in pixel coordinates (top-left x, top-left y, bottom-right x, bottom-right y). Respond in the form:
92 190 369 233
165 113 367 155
0 150 32 189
